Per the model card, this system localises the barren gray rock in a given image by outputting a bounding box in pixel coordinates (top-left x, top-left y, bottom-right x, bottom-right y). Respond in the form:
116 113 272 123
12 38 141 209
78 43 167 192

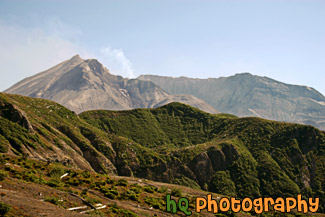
5 55 217 114
138 73 325 130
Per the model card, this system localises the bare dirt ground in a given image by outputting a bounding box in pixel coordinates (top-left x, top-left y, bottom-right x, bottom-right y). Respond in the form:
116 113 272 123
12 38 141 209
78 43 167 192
0 175 241 217
1 175 323 217
0 179 87 217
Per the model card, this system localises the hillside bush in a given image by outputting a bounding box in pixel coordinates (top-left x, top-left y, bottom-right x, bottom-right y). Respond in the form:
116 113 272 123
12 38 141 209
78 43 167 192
0 202 11 216
209 171 236 197
0 170 8 181
171 188 182 197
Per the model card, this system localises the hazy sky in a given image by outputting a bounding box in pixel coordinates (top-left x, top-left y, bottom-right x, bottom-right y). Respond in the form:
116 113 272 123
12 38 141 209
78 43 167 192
0 0 324 95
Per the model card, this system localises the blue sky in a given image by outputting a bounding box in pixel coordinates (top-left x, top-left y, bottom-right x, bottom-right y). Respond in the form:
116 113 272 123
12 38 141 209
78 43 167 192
0 0 324 95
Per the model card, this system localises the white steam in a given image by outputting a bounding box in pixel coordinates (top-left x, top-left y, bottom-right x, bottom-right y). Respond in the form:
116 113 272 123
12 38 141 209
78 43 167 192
98 47 135 78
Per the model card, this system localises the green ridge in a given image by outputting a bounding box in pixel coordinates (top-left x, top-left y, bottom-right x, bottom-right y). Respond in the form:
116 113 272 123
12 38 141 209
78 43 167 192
0 93 324 213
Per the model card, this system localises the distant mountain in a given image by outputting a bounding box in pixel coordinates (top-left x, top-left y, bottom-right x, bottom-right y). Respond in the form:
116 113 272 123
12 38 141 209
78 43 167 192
4 55 217 114
138 73 325 130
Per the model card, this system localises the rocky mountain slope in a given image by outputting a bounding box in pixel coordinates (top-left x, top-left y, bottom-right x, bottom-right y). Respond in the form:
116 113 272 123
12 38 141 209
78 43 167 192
138 74 325 130
4 55 217 114
0 93 324 213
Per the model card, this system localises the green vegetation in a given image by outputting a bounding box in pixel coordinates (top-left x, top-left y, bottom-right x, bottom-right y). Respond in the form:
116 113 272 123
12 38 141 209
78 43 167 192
0 169 8 181
171 188 182 197
143 186 157 193
49 166 65 179
144 196 165 210
0 154 188 216
116 178 128 186
108 203 138 217
80 103 223 148
209 171 236 197
0 93 324 214
44 196 62 205
0 202 11 216
81 102 325 212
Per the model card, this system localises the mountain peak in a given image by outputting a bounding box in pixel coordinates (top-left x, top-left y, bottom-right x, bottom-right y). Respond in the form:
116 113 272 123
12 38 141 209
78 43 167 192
70 54 83 61
233 72 254 77
5 57 217 114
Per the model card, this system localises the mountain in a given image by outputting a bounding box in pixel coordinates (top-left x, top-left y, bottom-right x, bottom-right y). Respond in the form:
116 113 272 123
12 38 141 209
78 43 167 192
138 73 325 130
81 103 325 203
1 93 323 213
4 55 217 114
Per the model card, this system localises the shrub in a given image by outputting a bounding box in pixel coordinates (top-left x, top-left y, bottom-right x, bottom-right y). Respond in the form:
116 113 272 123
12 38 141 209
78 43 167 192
0 155 4 164
44 196 61 205
105 192 117 199
81 189 88 196
109 203 138 217
130 185 142 194
0 202 11 216
171 188 182 197
65 177 81 186
81 171 91 178
119 190 139 201
116 179 128 186
0 143 8 153
22 171 45 184
144 196 165 210
158 186 168 193
49 166 65 179
85 196 101 205
209 171 237 197
105 177 114 184
143 186 157 193
47 179 62 187
0 170 8 181
101 187 119 199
